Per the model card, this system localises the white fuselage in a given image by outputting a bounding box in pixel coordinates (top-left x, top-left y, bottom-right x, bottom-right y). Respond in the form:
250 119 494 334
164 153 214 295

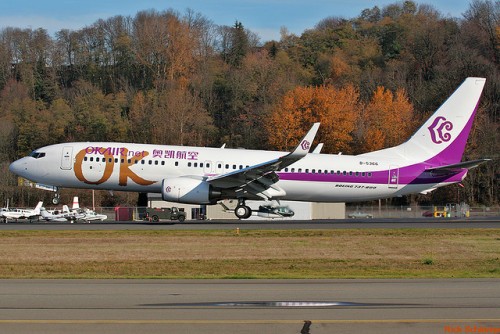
9 142 464 204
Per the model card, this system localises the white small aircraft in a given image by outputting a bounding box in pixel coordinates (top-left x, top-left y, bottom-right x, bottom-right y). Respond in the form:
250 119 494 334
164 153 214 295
80 208 108 222
1 201 43 222
219 201 295 219
40 205 85 222
70 198 108 222
41 197 107 222
9 78 490 219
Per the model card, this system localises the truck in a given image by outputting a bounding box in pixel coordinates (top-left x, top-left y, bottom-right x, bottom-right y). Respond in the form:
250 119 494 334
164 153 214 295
144 207 186 222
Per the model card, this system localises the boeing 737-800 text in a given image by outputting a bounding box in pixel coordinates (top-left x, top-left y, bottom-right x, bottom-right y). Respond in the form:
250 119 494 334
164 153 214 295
9 77 489 219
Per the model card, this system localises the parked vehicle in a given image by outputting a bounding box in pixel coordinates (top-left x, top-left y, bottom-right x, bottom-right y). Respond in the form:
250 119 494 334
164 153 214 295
348 211 373 219
144 207 186 222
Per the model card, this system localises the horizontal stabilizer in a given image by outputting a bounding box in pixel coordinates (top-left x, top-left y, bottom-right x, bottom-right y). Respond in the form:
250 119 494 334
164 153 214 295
426 159 491 172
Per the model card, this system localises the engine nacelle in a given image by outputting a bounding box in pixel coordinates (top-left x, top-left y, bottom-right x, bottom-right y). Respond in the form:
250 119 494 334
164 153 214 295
161 177 220 204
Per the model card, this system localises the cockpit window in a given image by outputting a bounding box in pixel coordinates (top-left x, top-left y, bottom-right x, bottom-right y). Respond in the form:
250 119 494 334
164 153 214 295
29 151 46 159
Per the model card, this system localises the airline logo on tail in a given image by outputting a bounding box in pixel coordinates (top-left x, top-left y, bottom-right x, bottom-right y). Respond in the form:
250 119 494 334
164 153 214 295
428 116 453 144
300 140 311 150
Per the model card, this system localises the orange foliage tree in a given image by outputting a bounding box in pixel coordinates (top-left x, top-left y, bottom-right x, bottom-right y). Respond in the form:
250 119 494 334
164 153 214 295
359 86 415 152
267 85 359 153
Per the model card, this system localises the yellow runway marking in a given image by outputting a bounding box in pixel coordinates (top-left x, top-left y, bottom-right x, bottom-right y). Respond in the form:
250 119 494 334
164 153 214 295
0 319 498 324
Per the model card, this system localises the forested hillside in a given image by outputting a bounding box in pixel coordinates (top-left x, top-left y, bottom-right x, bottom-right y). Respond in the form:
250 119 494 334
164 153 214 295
0 0 498 207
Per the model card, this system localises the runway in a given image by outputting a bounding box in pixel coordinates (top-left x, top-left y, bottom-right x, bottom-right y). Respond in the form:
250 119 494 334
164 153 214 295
0 279 499 334
1 216 499 230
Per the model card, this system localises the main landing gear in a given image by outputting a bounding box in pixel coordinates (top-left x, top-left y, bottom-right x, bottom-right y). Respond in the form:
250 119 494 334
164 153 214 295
235 198 252 219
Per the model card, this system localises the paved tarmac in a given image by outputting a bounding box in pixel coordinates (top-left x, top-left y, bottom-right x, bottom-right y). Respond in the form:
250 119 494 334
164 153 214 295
1 216 499 230
0 279 498 334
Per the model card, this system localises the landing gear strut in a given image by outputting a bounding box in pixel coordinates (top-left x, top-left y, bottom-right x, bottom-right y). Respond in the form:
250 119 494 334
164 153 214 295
234 198 252 219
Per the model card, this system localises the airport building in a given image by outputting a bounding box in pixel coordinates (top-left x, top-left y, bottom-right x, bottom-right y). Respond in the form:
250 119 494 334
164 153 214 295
147 193 345 220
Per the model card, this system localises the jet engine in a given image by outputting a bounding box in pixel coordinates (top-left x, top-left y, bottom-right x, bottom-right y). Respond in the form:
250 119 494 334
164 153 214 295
161 178 221 204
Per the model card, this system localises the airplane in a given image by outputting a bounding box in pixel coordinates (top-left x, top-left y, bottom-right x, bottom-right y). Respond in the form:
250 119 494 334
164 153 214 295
40 204 85 222
219 201 295 219
40 197 107 222
70 197 108 222
1 201 43 222
80 208 108 222
9 77 490 219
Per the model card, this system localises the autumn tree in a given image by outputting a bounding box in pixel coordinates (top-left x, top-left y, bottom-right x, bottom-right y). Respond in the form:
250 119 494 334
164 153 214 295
358 86 415 152
267 85 359 153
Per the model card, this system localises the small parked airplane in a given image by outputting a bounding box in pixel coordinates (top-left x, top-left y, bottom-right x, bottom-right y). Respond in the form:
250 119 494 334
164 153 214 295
9 78 490 219
40 205 85 222
219 201 295 219
1 201 43 222
41 197 107 222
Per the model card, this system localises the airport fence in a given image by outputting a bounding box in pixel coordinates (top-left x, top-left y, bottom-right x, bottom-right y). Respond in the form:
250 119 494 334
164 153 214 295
345 204 500 219
88 204 500 221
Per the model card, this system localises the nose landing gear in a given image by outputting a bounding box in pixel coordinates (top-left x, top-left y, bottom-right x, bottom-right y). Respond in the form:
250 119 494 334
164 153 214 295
52 193 60 205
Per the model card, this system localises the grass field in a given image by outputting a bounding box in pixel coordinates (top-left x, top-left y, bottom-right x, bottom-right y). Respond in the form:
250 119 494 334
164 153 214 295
0 229 498 279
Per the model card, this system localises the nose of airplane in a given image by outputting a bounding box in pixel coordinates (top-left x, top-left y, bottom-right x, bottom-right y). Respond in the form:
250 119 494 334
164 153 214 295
9 157 29 177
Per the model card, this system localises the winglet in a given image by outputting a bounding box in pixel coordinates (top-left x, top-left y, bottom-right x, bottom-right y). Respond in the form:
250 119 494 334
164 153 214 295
312 143 324 154
287 123 320 159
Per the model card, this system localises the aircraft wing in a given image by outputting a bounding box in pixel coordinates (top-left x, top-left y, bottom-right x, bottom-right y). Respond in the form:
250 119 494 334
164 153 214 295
206 123 320 197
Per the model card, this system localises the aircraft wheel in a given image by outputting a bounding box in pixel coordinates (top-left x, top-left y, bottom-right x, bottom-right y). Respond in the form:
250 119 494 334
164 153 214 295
52 197 60 205
235 205 252 219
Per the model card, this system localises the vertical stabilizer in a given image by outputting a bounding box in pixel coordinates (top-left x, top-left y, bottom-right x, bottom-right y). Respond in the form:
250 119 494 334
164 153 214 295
360 77 486 165
72 197 80 210
34 201 43 215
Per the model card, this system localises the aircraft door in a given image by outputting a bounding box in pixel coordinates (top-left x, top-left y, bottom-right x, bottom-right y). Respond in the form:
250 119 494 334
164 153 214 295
388 165 399 189
60 146 73 170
